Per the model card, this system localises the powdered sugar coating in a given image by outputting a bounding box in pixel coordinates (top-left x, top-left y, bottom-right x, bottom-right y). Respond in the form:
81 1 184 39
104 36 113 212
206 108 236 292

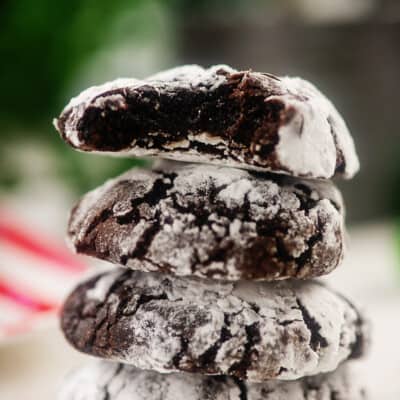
273 77 359 178
85 269 122 302
58 361 367 400
61 270 367 381
68 162 345 281
54 65 359 180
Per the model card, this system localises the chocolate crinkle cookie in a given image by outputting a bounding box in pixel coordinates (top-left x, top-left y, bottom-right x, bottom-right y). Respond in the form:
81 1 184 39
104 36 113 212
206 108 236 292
68 162 345 281
54 65 359 180
61 270 368 382
58 361 367 400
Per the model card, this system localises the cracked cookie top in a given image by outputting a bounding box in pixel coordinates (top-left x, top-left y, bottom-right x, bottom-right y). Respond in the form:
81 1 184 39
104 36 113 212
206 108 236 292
54 65 359 180
68 162 345 281
61 269 368 382
58 361 367 400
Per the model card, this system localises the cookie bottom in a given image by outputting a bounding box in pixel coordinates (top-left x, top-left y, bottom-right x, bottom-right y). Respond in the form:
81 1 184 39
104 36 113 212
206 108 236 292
58 361 367 400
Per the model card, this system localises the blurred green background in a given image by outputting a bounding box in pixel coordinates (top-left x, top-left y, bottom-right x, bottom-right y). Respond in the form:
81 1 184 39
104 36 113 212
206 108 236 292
1 0 400 222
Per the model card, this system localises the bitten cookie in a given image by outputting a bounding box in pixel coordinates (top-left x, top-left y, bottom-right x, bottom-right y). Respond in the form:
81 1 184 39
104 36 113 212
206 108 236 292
68 162 345 281
58 361 367 400
61 270 367 382
54 65 359 179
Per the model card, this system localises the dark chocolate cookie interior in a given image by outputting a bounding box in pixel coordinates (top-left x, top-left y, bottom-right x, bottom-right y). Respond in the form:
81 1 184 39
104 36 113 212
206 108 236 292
62 71 290 163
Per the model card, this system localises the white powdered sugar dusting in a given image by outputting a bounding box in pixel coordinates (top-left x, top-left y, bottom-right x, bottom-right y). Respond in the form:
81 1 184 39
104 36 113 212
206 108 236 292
86 269 124 302
148 64 235 90
273 77 359 179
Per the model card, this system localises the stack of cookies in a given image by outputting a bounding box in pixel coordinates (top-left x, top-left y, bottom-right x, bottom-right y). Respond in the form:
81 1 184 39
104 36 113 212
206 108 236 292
54 65 368 399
